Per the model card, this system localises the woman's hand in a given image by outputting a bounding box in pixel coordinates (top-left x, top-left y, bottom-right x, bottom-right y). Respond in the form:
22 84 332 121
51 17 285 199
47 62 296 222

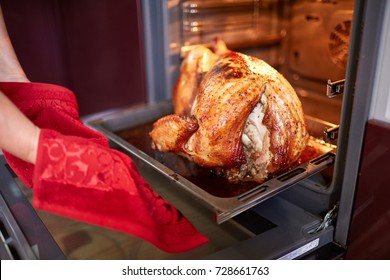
0 92 40 164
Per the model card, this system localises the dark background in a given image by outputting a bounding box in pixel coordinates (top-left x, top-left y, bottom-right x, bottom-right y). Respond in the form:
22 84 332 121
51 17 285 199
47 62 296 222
1 0 146 116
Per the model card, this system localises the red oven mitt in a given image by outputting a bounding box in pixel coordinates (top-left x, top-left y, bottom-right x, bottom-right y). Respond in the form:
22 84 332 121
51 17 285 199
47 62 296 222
0 82 208 253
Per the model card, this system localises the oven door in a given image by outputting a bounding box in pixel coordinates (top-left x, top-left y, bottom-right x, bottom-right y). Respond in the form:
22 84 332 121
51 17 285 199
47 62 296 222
0 151 344 260
0 155 65 260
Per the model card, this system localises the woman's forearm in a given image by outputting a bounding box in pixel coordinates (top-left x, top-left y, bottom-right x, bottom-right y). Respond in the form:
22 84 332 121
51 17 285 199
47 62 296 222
0 6 38 163
0 5 28 82
0 91 40 164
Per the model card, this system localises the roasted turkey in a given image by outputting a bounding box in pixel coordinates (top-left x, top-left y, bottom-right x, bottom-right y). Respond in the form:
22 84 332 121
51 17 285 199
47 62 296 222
150 41 309 183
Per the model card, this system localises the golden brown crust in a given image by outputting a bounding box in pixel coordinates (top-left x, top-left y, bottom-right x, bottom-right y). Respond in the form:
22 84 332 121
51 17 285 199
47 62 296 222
150 49 308 183
187 52 265 168
150 114 198 153
173 46 217 116
263 79 309 174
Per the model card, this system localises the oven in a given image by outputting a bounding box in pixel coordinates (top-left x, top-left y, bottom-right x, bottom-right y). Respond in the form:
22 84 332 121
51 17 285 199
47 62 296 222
1 0 390 260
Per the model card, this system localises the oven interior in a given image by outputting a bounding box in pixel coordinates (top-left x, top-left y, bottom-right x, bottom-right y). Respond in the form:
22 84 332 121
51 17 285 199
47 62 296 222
164 0 354 213
133 0 354 221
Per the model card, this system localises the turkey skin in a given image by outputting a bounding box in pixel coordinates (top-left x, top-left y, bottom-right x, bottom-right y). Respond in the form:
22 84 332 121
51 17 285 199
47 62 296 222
173 38 229 115
150 50 309 183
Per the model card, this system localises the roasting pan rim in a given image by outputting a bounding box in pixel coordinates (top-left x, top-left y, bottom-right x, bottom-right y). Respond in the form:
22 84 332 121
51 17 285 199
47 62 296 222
85 101 336 224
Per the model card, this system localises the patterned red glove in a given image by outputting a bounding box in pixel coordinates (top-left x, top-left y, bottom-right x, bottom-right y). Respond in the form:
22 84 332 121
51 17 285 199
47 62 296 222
0 82 207 253
1 82 107 187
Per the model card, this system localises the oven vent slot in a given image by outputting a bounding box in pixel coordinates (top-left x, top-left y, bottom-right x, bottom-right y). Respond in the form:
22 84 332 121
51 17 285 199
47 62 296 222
277 168 305 182
310 152 334 166
238 185 269 202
